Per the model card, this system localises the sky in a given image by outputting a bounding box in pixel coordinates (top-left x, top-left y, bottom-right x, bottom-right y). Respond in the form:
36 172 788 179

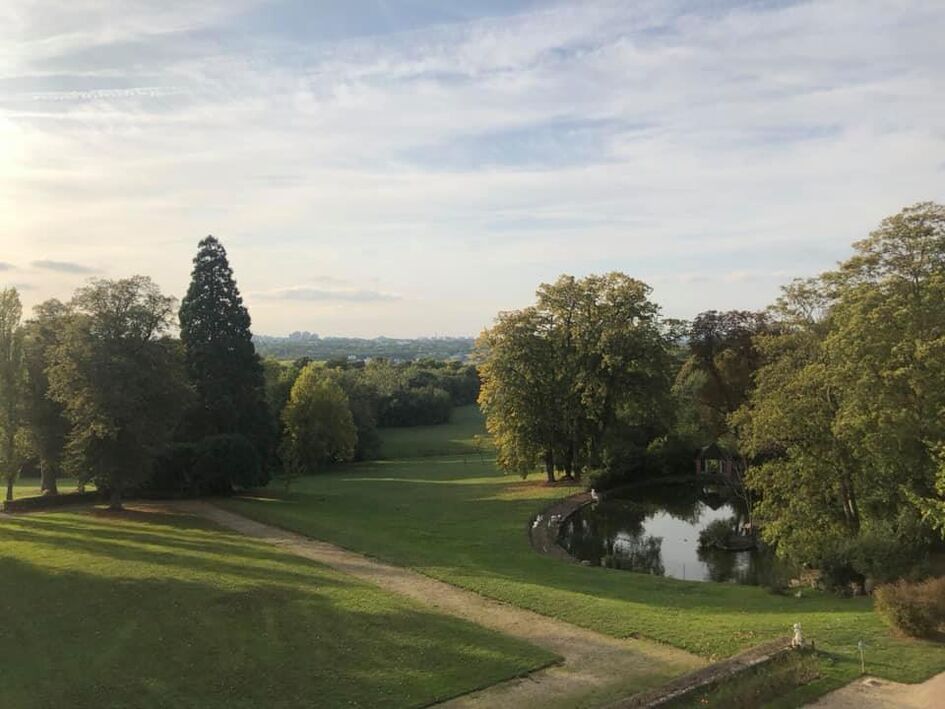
2 0 944 337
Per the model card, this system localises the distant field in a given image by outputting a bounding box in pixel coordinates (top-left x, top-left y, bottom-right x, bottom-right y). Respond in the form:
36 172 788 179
224 410 945 707
0 509 554 708
378 404 493 459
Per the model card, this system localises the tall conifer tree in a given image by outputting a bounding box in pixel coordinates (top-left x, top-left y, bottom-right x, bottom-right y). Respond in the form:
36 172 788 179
179 236 274 467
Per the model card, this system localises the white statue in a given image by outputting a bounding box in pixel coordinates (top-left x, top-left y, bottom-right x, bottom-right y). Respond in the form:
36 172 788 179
792 622 804 648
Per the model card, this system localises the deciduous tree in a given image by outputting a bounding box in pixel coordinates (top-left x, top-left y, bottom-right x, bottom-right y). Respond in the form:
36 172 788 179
478 273 673 481
0 288 26 501
22 299 71 495
280 364 356 480
48 277 190 509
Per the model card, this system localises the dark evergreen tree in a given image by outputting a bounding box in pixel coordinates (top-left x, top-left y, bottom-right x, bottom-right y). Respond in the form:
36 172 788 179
179 236 274 483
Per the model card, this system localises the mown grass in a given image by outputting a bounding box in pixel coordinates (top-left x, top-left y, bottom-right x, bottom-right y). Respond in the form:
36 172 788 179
0 508 556 708
10 477 87 499
378 405 493 460
223 405 945 706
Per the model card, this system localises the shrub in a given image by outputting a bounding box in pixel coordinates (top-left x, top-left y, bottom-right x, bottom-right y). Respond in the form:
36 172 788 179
585 467 629 492
874 577 945 638
699 518 734 549
850 532 929 584
815 540 861 592
144 442 198 497
194 434 266 493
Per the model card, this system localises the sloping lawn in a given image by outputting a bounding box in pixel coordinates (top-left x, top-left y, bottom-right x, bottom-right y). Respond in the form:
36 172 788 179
0 509 556 708
378 404 493 460
223 409 945 706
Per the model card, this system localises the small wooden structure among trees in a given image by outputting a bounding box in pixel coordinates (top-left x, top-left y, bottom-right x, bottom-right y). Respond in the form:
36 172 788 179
694 443 736 478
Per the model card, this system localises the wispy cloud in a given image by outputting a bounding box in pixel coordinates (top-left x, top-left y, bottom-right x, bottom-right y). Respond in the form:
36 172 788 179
0 262 14 271
31 259 99 274
255 286 401 303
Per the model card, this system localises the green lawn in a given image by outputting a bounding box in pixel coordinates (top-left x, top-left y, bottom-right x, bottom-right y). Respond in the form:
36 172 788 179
223 406 945 706
0 509 555 708
378 404 493 459
10 477 88 499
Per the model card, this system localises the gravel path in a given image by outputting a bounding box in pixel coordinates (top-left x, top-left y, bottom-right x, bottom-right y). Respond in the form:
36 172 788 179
140 500 702 708
806 672 945 708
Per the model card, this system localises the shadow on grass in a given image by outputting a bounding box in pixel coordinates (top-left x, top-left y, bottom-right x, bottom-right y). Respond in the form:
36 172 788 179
0 557 550 709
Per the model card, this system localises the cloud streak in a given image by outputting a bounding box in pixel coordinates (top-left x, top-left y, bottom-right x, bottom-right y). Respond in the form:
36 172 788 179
255 286 401 303
31 260 99 274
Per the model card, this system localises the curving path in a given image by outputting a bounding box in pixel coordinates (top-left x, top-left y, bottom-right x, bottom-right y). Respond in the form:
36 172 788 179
805 672 945 708
135 500 702 708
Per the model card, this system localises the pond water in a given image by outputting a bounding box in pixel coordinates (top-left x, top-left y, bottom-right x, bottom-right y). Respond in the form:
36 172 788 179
558 482 783 585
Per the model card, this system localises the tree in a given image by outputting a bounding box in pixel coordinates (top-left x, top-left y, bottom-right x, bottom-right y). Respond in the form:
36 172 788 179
478 273 673 481
280 364 356 481
738 203 945 568
674 310 768 442
179 236 274 470
478 307 561 480
48 277 190 509
0 288 26 501
324 367 382 461
22 300 71 496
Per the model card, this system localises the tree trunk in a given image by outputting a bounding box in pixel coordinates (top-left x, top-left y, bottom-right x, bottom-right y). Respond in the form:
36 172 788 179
562 443 575 480
40 463 59 496
5 476 12 502
109 485 123 511
544 451 555 483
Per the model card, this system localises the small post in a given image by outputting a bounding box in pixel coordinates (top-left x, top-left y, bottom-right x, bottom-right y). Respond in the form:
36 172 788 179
857 640 865 674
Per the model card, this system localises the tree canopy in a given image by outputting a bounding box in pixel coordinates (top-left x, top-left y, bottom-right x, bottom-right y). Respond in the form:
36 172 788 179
179 235 273 467
280 364 357 478
0 288 26 501
737 202 945 569
22 299 71 496
477 273 673 482
48 277 191 509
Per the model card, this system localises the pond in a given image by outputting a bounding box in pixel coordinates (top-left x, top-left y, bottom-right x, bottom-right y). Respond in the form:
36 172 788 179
557 482 785 585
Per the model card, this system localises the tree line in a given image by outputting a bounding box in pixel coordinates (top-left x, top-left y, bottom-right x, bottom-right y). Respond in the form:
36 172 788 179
0 236 478 508
265 356 479 481
477 202 945 584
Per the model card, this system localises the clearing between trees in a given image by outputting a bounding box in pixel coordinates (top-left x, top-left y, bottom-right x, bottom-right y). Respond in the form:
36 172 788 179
221 406 945 706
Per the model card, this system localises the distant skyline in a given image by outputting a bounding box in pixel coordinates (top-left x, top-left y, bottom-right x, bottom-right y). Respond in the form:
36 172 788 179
3 0 944 336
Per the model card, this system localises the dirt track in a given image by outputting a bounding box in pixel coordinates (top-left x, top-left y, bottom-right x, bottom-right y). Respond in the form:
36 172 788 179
806 672 945 708
138 500 702 708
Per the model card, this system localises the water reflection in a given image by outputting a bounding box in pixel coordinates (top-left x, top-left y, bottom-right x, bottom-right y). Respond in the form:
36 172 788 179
558 483 782 585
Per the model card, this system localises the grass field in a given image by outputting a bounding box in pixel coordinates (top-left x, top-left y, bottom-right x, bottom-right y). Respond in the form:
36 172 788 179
378 404 493 460
9 477 87 499
223 405 945 706
0 508 555 708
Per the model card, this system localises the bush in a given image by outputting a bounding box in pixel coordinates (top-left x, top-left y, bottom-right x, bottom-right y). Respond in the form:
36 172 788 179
585 467 628 492
144 443 198 497
816 532 930 593
195 434 266 492
815 540 861 592
850 532 929 584
699 518 734 549
874 577 945 637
